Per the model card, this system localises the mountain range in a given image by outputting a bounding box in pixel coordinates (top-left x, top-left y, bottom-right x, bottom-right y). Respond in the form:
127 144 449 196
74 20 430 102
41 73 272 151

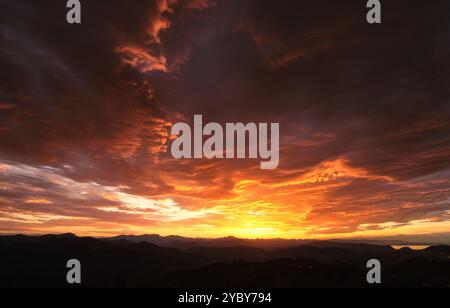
0 234 449 288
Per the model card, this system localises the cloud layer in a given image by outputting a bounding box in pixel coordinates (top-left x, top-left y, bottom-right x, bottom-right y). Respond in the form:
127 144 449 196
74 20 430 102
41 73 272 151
0 0 449 241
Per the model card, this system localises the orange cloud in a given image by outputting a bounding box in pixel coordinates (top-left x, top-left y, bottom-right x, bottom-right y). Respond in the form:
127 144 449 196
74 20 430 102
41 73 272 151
25 199 53 205
117 45 169 73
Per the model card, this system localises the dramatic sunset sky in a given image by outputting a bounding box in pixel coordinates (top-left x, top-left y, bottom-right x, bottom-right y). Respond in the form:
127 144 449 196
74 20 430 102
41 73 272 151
0 0 449 243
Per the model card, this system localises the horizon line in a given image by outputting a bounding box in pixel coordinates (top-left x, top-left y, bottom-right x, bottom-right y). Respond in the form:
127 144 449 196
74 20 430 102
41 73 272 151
0 232 447 246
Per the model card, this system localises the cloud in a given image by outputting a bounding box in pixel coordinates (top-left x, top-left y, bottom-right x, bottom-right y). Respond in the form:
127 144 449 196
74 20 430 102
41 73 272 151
0 0 449 239
0 161 212 229
117 45 169 73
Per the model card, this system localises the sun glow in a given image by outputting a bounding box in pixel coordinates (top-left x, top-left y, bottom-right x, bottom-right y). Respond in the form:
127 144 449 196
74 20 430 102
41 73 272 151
0 158 449 241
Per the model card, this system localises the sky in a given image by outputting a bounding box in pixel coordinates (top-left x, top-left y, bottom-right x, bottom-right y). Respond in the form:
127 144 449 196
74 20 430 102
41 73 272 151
0 0 450 243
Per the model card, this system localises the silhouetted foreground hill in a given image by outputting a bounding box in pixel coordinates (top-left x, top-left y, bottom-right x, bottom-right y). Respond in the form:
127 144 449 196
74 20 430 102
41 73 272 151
0 234 449 288
0 235 206 288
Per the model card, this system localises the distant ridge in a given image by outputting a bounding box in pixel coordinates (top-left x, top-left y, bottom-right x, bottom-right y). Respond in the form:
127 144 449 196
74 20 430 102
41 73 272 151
1 233 446 249
109 234 315 249
107 234 443 250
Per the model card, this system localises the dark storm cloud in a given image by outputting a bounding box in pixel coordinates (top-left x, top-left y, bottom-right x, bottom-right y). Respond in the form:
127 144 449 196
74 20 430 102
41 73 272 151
1 0 449 180
0 0 175 190
152 0 450 179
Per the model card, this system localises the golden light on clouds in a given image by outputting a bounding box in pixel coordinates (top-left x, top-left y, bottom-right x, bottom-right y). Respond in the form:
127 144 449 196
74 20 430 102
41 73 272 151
25 199 53 205
117 45 169 73
0 156 449 241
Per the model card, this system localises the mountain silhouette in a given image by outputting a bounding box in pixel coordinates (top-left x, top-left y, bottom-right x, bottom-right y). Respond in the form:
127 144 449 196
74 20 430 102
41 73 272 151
0 234 449 288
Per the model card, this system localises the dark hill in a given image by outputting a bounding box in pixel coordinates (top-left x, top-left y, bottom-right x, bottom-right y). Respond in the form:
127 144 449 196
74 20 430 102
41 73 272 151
0 235 449 288
0 236 206 288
